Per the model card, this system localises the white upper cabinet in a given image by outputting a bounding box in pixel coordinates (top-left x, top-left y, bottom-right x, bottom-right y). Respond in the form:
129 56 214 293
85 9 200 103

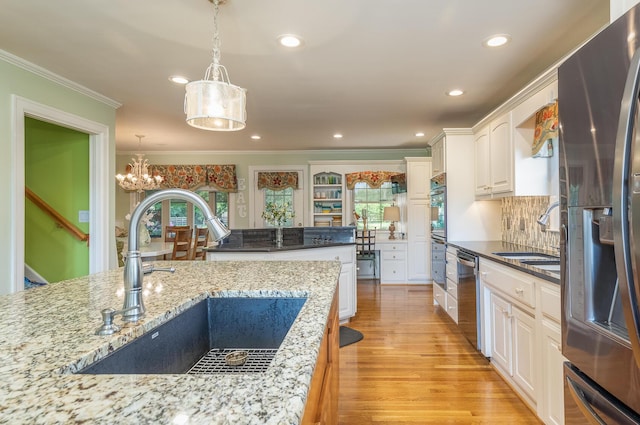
430 138 445 178
474 112 513 198
406 157 429 199
473 72 558 200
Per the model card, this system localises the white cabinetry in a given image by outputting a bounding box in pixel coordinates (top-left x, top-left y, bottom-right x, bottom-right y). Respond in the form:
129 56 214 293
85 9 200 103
208 245 357 322
474 112 513 197
480 259 537 409
479 257 565 424
428 130 501 241
379 241 407 283
444 246 459 323
430 138 445 177
537 281 565 425
473 73 558 200
405 157 431 283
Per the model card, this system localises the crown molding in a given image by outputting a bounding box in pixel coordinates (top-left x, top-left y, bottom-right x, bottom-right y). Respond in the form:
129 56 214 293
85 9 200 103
0 49 121 109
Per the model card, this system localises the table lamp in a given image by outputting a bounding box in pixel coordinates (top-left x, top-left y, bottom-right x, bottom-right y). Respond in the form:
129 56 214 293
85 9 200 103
383 206 401 239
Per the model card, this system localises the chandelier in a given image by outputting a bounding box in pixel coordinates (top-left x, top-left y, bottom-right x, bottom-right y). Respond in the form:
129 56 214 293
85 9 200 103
115 135 162 193
184 0 247 131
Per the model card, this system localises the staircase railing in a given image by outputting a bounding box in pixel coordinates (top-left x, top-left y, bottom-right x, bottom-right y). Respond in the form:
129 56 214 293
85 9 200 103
25 187 89 244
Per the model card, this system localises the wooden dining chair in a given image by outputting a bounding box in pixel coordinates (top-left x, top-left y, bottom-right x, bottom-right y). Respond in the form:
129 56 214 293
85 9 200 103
165 225 191 242
356 229 377 279
170 227 192 260
190 227 209 261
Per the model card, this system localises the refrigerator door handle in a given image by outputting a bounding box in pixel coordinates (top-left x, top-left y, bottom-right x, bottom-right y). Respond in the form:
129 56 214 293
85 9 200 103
566 376 608 425
613 46 640 369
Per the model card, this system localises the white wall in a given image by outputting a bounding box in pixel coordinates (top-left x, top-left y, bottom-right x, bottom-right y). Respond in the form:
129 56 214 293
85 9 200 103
611 0 640 20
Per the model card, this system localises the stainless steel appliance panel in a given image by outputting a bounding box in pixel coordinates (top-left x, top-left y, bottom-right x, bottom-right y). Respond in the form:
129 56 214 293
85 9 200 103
565 363 640 424
431 238 446 290
456 249 480 350
560 5 640 421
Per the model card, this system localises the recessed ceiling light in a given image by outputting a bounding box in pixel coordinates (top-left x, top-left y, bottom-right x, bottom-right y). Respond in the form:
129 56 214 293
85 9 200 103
333 133 343 139
483 34 512 48
250 135 261 140
169 75 189 84
447 89 464 97
277 34 304 48
415 132 425 137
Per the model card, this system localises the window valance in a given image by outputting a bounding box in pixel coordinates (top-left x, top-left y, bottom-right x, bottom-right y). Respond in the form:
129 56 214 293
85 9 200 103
345 171 405 190
152 164 237 192
257 171 299 191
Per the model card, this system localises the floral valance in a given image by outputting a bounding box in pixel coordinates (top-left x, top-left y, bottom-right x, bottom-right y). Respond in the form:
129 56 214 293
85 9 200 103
257 172 299 191
345 171 404 189
151 164 237 192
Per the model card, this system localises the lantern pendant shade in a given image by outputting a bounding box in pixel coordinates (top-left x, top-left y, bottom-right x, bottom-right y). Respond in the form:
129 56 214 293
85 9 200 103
185 79 246 131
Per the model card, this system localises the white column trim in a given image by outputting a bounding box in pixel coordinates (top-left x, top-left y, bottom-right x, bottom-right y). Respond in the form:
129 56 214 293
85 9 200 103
11 95 110 292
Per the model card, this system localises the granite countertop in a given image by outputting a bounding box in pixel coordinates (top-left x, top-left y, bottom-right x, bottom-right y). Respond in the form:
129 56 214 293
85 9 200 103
0 260 341 424
446 240 560 283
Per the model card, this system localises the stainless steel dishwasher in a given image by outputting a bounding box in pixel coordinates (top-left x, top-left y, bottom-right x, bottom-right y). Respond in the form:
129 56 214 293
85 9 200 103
456 249 480 350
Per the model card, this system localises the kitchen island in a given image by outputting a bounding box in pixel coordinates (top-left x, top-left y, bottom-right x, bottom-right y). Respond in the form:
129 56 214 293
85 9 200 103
0 260 341 424
208 227 356 322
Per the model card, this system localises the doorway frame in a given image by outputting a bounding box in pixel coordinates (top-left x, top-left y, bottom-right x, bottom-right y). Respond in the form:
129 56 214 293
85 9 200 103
11 95 110 292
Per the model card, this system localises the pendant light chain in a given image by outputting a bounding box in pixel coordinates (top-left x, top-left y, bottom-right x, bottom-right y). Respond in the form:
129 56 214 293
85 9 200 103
211 0 221 81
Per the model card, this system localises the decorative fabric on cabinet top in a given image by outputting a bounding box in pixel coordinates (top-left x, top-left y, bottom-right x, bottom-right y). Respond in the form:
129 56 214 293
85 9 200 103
257 171 299 191
345 171 404 189
532 100 558 157
151 164 237 192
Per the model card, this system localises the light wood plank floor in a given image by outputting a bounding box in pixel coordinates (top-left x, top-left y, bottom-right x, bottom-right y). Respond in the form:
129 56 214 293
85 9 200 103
338 281 542 424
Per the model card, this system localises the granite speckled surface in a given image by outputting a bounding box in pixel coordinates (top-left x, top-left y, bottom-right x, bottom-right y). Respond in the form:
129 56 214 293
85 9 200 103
0 260 341 424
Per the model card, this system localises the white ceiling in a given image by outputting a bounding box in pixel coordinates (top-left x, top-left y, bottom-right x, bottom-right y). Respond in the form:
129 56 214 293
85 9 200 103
0 0 608 152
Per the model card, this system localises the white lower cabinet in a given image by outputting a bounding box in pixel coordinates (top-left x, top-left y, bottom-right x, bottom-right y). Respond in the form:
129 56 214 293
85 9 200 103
379 241 407 283
480 258 563 423
433 282 446 308
208 245 357 322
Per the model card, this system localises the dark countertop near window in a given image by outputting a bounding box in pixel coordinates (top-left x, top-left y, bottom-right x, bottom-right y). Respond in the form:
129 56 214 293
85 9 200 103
207 226 356 253
447 240 560 284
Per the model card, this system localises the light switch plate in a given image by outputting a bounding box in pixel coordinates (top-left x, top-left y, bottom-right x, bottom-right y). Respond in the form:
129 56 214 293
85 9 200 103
78 210 90 223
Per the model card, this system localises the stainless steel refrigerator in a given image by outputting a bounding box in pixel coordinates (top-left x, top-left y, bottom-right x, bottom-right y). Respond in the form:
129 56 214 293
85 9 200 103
559 4 640 423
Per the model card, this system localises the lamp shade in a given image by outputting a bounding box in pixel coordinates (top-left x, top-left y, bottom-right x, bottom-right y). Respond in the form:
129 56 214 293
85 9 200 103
383 206 400 222
185 79 246 131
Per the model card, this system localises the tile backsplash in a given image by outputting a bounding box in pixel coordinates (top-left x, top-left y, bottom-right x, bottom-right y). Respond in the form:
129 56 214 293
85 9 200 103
502 196 560 253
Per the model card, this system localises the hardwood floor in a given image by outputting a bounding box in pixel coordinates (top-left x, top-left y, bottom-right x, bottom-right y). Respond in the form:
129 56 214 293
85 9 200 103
338 280 541 424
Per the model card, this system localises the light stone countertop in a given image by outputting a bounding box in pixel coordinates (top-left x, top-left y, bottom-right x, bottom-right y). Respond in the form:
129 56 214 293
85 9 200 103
0 260 341 424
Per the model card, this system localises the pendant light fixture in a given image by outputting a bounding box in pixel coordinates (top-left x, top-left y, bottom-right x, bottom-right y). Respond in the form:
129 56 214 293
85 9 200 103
116 135 162 193
184 0 247 131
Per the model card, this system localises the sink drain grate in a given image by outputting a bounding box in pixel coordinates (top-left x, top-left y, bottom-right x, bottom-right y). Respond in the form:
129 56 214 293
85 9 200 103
187 348 278 374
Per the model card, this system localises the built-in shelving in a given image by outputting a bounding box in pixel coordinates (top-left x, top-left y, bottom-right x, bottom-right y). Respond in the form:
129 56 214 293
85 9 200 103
311 171 344 227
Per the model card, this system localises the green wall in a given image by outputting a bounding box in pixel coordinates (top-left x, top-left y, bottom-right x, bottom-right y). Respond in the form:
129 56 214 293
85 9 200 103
0 54 117 294
25 118 90 282
116 149 428 229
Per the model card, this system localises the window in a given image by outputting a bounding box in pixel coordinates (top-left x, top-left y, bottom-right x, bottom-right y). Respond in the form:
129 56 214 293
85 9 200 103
143 189 229 239
352 181 394 230
263 188 295 227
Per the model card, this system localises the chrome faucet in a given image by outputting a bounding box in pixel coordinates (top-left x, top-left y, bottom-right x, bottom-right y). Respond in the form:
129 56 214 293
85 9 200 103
537 201 559 227
120 188 230 323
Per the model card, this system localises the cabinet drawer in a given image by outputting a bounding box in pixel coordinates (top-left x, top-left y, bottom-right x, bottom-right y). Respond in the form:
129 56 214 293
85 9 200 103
480 260 536 309
381 243 407 253
446 279 458 299
446 292 458 323
433 283 446 307
540 283 561 323
445 262 457 283
432 250 446 261
381 249 406 261
381 260 406 281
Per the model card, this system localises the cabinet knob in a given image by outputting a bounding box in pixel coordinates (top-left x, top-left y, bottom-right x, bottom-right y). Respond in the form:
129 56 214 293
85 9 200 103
515 288 524 295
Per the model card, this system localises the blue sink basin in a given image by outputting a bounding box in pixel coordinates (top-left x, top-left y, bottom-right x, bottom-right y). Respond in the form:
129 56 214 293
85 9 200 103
77 297 306 375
